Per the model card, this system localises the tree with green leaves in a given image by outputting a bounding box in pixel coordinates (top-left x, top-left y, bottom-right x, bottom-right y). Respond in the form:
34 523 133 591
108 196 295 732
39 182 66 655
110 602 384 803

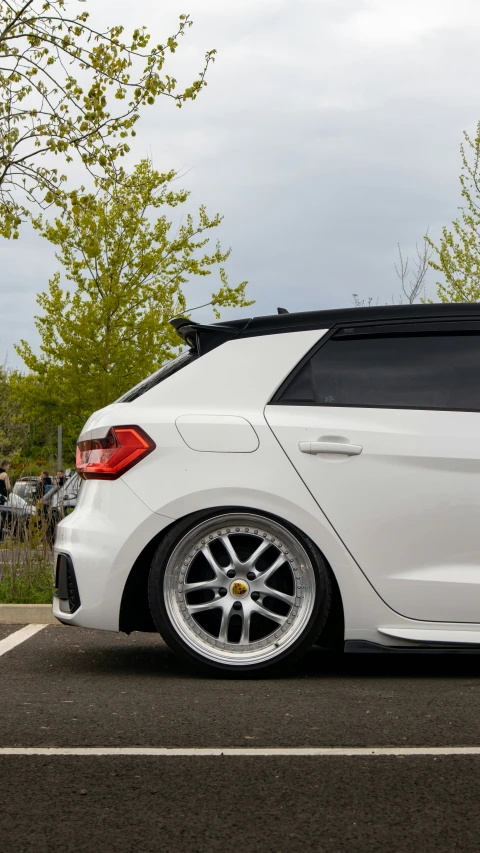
0 364 29 461
428 121 480 302
15 159 252 442
0 1 215 237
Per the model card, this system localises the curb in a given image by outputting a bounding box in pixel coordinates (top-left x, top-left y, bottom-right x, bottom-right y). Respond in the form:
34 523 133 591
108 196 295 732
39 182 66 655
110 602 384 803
0 604 59 625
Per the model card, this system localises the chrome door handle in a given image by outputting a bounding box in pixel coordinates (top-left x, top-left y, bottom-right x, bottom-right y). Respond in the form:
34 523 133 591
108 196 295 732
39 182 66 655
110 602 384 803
299 441 363 456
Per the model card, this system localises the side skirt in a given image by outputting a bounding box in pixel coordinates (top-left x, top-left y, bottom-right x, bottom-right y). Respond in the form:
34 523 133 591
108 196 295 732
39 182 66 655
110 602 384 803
345 640 480 655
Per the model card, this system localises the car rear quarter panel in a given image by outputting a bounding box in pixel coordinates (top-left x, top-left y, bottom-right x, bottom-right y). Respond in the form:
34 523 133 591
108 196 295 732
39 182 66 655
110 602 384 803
78 330 398 635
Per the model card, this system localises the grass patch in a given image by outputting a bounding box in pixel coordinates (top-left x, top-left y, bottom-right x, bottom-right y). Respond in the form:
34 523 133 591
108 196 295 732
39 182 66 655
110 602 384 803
0 556 54 603
0 515 54 603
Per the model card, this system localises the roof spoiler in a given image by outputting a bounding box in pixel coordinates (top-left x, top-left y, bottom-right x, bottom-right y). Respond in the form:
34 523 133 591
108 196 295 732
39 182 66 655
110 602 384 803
169 317 250 355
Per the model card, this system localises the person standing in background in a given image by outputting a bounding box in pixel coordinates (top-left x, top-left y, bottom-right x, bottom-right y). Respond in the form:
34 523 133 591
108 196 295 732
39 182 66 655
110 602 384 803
56 470 65 488
0 460 11 504
37 470 53 498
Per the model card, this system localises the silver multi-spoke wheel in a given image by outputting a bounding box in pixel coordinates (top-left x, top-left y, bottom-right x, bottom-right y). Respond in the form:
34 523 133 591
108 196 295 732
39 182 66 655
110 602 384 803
162 513 317 666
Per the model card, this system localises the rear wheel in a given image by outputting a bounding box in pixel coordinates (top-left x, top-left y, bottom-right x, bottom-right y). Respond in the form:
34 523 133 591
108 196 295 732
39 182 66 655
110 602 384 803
148 510 332 674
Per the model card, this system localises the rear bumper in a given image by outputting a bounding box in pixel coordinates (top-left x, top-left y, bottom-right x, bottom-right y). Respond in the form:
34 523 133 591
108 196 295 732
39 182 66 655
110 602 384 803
52 479 173 631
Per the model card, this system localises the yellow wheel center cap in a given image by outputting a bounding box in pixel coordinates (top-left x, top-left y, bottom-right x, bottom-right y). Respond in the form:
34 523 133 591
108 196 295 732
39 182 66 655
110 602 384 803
230 580 249 598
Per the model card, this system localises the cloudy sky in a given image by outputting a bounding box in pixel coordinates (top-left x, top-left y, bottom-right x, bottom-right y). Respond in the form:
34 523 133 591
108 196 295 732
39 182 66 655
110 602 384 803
2 0 480 368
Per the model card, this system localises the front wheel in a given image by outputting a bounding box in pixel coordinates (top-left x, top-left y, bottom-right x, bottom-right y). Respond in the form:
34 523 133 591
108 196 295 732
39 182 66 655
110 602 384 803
148 510 332 674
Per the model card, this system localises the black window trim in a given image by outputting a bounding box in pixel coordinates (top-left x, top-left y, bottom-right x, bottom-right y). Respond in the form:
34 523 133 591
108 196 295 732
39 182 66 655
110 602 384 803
117 348 198 403
268 318 480 412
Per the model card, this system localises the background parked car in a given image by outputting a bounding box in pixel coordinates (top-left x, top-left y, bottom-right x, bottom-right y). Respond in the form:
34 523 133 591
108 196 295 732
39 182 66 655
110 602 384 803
41 472 81 545
0 492 36 541
13 471 78 508
42 472 81 517
8 471 80 544
12 476 40 504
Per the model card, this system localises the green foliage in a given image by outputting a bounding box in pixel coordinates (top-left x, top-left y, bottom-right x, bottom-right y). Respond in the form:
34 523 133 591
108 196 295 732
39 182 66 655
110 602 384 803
0 534 54 603
427 121 480 302
0 512 54 605
0 1 215 236
0 554 54 603
0 364 29 460
15 159 252 440
0 366 61 467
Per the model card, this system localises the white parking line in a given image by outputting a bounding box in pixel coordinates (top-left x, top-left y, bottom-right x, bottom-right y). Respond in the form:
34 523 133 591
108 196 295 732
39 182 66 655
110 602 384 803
1 747 480 756
0 624 47 657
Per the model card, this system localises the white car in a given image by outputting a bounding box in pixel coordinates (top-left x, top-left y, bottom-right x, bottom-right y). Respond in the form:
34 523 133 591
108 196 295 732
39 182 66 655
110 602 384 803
5 492 37 515
43 472 81 516
0 492 36 542
53 304 480 672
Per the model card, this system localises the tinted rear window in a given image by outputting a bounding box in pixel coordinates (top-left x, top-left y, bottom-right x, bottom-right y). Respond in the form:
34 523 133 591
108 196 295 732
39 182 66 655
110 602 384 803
117 350 198 402
276 330 480 411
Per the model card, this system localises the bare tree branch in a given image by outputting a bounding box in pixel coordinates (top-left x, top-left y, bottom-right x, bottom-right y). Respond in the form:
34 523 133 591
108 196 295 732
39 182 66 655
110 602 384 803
395 232 432 304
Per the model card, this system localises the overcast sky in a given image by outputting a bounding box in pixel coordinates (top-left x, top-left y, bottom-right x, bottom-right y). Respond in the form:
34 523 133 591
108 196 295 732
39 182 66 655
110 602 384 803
2 0 480 369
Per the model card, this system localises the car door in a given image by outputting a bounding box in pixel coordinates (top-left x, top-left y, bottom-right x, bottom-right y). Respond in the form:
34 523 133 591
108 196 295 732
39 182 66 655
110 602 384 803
265 320 480 623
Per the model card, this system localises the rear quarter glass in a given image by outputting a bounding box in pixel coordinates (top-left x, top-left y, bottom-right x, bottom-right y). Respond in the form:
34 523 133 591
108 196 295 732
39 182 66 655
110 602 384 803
117 350 198 402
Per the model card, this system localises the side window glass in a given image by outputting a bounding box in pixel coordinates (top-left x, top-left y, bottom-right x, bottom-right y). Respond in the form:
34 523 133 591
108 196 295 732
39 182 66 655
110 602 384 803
277 361 316 404
276 330 480 411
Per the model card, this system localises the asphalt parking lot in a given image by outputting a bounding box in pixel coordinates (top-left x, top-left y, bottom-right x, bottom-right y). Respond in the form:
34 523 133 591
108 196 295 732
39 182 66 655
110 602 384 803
2 624 480 852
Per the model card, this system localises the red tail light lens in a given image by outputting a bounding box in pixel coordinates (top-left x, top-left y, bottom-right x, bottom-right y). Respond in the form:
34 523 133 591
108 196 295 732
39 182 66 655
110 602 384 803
76 426 156 480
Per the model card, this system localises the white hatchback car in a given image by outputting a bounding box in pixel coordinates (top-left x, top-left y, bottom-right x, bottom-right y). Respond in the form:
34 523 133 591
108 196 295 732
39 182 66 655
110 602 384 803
53 304 480 672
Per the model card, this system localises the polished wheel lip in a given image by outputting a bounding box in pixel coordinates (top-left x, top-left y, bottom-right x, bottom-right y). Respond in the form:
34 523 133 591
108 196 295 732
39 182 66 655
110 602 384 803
163 513 316 666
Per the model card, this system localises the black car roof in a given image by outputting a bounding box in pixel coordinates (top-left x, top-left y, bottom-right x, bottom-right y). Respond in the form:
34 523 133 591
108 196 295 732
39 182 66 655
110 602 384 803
171 303 480 353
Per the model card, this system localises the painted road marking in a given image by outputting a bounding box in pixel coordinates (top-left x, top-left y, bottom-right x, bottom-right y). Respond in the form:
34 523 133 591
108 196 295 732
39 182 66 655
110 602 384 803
1 747 480 757
0 624 46 658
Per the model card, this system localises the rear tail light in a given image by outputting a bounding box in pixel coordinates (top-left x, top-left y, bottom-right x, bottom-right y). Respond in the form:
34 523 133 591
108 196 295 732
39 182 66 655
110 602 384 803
76 426 156 480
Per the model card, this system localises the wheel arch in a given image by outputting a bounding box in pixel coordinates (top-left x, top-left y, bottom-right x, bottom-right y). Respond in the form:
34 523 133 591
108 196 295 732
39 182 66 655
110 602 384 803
119 504 344 649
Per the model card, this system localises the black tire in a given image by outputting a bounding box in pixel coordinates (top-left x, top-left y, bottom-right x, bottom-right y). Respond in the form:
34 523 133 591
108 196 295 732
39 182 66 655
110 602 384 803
148 508 332 675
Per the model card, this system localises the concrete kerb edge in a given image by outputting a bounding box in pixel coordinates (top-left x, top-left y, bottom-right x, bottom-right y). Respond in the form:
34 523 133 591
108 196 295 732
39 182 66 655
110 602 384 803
0 604 58 624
